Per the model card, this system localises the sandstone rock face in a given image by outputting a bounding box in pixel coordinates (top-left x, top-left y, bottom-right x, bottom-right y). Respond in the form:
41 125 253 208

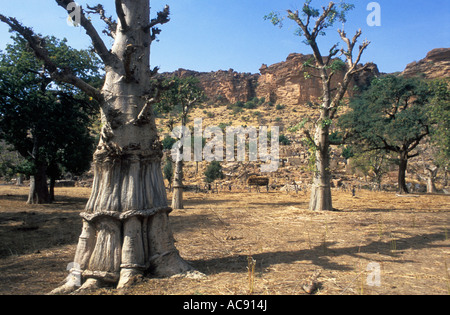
161 68 259 104
161 49 449 107
402 48 450 79
161 53 380 106
256 53 379 106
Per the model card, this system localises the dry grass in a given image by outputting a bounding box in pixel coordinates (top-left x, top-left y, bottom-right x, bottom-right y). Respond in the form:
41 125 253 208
0 185 448 295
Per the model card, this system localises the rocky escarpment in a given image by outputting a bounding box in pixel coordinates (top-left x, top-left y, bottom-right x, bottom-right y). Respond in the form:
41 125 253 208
162 53 379 107
256 53 379 106
160 49 449 107
160 68 259 104
402 48 450 79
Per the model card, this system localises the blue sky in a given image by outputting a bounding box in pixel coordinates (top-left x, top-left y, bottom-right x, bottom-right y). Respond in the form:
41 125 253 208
0 0 449 74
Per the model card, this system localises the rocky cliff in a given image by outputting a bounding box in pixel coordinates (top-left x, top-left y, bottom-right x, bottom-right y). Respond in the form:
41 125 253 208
402 48 450 79
160 68 259 104
256 53 379 106
161 52 379 106
160 48 449 107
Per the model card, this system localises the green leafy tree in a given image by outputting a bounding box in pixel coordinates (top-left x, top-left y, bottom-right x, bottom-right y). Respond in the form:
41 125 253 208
162 135 177 150
204 161 224 184
427 79 450 167
420 79 450 191
265 1 370 210
0 35 101 203
339 75 431 194
0 141 27 181
279 134 291 146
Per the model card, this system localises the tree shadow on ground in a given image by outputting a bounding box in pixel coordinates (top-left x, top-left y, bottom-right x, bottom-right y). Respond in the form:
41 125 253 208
190 231 448 275
0 194 87 258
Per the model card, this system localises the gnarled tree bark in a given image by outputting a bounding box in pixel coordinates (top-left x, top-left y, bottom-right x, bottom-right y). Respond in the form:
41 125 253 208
64 0 191 292
1 0 192 293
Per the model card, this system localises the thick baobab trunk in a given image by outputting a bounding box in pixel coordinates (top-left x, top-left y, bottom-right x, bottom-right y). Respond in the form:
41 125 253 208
398 154 409 194
309 125 333 211
171 115 187 210
172 160 184 209
52 1 191 293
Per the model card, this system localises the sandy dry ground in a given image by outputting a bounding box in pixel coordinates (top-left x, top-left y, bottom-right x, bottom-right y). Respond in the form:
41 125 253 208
0 185 448 295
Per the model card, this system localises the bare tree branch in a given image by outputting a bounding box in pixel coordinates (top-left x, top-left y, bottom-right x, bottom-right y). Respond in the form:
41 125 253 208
338 29 370 72
55 0 116 66
143 5 170 33
287 10 308 34
133 88 160 126
86 4 117 39
303 130 318 149
115 0 128 31
326 43 340 66
311 2 335 38
287 8 326 67
328 29 370 110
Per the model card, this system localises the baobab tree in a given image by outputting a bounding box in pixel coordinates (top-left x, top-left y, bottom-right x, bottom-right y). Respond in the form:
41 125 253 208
266 1 371 210
0 0 192 292
156 77 204 209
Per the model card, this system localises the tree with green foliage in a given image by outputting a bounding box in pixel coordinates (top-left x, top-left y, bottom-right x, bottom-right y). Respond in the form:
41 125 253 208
1 1 194 292
204 161 224 184
156 76 204 209
0 141 28 182
265 0 370 210
162 135 177 150
418 79 450 192
0 35 101 203
339 75 432 194
278 134 291 146
427 79 450 167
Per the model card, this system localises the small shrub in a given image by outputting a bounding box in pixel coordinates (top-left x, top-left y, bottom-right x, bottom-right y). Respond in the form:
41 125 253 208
279 134 291 146
162 135 177 150
234 101 244 108
244 100 257 109
204 161 224 183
